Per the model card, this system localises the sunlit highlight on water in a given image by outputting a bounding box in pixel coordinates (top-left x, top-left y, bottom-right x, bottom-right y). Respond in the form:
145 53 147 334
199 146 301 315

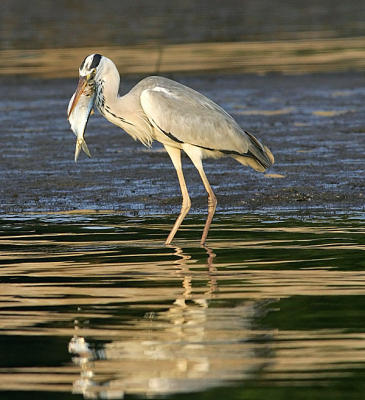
0 213 364 398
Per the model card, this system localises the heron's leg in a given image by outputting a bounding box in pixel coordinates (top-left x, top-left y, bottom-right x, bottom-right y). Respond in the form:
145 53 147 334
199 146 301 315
184 146 217 245
196 166 217 245
164 144 191 245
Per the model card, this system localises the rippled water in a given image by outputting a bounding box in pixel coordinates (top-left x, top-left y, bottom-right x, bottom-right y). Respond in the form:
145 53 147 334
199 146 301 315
1 212 365 399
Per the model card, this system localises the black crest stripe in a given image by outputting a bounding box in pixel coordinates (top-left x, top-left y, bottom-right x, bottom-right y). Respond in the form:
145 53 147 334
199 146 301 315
90 54 102 69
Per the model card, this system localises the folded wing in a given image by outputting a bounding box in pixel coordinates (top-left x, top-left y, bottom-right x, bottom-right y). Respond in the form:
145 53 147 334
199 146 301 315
140 82 273 170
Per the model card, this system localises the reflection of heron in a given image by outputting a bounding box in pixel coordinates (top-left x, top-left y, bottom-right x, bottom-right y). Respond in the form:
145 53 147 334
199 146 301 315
68 54 274 245
68 246 269 398
169 244 218 301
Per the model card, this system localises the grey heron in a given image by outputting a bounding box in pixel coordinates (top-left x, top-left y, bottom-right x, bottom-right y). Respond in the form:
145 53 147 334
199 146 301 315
68 54 274 245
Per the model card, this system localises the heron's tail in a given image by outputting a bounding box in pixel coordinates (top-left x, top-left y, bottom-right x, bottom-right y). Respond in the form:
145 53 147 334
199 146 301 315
234 131 274 172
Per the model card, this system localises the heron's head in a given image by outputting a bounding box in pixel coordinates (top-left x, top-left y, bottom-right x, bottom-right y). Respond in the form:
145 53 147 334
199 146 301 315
79 53 103 80
68 53 118 118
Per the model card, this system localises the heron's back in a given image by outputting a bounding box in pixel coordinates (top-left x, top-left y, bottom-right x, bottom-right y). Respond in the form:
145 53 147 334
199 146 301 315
128 76 274 171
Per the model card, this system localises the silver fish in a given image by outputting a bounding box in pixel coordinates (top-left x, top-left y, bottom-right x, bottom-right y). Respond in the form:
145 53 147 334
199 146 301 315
67 88 95 162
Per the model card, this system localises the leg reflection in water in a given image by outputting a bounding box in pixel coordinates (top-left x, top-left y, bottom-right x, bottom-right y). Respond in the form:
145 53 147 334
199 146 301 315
68 245 273 399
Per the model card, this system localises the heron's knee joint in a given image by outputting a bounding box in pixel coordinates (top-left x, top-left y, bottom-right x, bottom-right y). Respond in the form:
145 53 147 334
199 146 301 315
181 204 191 213
208 196 217 208
182 198 191 209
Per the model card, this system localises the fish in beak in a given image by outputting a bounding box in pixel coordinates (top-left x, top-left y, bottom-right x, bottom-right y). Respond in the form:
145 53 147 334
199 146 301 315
67 76 96 162
68 76 88 119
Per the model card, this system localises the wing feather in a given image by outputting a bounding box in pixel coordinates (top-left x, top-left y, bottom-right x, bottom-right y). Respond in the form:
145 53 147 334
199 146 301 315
140 83 250 154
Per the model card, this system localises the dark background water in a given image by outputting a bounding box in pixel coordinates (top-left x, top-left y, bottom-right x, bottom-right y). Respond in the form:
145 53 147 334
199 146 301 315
1 0 365 50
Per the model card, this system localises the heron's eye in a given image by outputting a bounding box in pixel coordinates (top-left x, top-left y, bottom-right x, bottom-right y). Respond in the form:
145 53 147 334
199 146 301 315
88 69 96 80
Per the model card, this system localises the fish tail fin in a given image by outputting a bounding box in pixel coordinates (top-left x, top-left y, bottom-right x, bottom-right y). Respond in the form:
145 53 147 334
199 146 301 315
75 139 92 162
82 141 92 158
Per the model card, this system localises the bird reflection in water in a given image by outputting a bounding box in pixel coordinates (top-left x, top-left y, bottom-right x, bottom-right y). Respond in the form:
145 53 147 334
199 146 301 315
68 333 101 398
68 245 271 399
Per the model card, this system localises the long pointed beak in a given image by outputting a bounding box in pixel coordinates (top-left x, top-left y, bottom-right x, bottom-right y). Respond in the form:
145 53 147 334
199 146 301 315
67 76 88 119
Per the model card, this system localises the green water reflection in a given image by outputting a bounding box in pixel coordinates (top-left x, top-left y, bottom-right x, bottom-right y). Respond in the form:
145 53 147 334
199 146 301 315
0 212 364 399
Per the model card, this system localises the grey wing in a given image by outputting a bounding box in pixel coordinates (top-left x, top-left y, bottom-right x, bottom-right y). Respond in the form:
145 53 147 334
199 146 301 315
140 84 251 155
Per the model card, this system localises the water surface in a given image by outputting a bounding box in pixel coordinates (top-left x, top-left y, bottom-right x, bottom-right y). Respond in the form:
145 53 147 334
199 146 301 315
2 0 365 77
3 0 365 51
1 212 365 399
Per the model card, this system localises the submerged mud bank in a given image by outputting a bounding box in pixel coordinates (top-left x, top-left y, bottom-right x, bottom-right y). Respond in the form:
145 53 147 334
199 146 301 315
0 72 364 216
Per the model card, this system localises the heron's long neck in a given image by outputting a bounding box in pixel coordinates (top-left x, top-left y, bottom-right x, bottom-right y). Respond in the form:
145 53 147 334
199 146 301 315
95 70 121 114
96 71 136 130
94 65 153 146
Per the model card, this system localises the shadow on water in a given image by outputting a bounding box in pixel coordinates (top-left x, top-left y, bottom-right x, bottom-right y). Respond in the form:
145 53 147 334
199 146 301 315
0 212 365 399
